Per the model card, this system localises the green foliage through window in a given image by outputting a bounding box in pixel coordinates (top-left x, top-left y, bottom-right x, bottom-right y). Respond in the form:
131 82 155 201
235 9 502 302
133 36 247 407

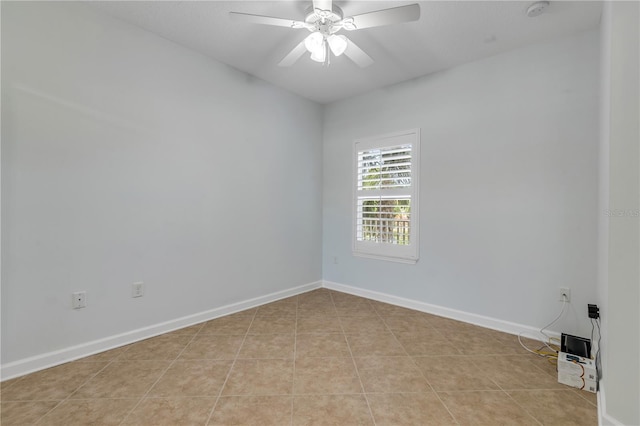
358 198 411 245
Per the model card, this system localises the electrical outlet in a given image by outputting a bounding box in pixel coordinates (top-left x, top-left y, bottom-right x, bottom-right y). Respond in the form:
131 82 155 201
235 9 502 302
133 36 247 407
72 291 86 309
132 282 144 298
559 287 571 302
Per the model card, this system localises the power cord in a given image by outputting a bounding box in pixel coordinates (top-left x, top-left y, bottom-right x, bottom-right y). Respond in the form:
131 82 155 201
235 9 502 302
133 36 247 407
540 295 568 352
517 294 568 361
591 317 602 380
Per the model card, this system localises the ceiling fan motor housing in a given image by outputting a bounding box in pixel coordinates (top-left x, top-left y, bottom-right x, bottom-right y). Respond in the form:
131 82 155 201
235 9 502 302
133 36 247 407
305 5 344 31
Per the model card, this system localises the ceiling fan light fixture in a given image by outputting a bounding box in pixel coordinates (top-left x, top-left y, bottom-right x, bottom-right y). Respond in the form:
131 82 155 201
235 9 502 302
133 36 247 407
304 31 324 54
327 34 347 56
310 43 327 62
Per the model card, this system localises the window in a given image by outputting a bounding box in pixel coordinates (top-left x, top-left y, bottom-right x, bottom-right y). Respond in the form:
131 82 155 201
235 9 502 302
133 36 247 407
353 129 420 263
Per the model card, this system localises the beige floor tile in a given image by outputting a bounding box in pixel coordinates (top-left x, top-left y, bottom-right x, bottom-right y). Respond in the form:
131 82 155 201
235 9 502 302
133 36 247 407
485 330 549 355
119 335 193 360
222 359 294 396
2 362 107 401
355 356 431 393
298 305 338 319
248 316 296 334
1 291 598 426
297 304 337 317
0 401 59 425
38 398 139 425
0 376 22 391
334 302 378 318
382 315 434 333
573 388 598 406
256 306 298 318
72 360 170 398
335 309 379 319
179 334 244 360
296 315 342 333
367 392 456 426
300 307 336 317
394 331 462 356
293 394 374 426
148 360 233 397
340 316 389 334
208 395 293 425
413 356 499 391
122 397 215 425
441 331 506 355
346 332 406 357
331 300 371 311
0 378 16 400
295 333 351 358
472 355 565 390
529 353 560 377
298 293 333 303
294 357 362 394
238 334 295 359
200 315 254 335
439 390 540 425
298 305 336 314
508 389 598 425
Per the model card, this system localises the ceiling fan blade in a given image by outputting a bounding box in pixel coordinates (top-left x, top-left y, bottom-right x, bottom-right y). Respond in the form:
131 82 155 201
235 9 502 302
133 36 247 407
278 40 308 67
344 38 374 68
312 0 333 13
229 12 307 29
344 4 420 30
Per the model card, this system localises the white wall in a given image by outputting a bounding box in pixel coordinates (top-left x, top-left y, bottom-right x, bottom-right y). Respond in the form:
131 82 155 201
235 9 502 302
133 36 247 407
599 2 640 425
1 1 611 387
1 2 322 367
323 30 600 338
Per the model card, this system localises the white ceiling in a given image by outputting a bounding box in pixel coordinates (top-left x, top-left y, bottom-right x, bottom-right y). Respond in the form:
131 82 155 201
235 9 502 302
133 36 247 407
91 1 602 104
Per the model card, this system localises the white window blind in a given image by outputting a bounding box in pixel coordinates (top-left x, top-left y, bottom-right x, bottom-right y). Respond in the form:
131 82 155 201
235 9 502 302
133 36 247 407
353 129 420 263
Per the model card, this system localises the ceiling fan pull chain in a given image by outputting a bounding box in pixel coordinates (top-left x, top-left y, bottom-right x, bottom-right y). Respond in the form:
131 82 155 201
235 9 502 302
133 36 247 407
325 40 330 66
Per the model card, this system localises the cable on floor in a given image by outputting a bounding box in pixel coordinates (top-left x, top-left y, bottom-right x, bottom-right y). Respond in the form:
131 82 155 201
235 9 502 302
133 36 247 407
517 295 568 361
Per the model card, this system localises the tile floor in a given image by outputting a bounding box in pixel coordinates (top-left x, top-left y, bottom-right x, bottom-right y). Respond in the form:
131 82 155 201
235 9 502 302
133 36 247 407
1 289 598 425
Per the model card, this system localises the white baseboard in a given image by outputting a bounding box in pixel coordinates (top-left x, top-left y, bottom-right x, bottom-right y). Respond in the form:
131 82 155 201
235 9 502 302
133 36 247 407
1 281 322 381
322 280 560 342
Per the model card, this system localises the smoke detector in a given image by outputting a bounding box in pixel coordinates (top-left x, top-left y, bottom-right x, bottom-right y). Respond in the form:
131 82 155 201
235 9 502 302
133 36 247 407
526 1 549 17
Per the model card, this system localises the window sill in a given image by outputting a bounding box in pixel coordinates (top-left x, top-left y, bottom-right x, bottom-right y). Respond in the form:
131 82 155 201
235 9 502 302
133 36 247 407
352 251 418 264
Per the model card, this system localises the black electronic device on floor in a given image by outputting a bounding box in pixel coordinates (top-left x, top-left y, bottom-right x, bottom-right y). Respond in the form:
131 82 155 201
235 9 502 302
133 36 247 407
561 333 592 358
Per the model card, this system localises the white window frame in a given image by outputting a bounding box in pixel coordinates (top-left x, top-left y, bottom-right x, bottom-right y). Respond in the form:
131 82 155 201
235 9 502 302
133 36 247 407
352 128 420 264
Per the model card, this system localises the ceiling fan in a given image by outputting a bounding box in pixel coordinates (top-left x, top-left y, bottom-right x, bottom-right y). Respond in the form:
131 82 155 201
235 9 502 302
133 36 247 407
229 1 420 67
